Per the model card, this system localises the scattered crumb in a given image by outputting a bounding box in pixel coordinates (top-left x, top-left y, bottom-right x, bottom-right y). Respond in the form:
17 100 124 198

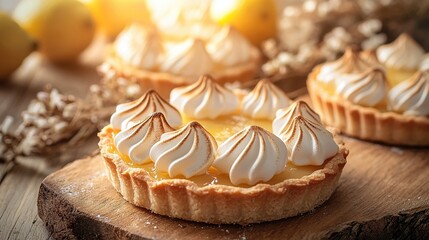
178 223 186 229
390 147 404 155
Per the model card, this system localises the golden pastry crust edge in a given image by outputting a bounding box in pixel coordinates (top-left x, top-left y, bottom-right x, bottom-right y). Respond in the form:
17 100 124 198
307 70 429 146
98 125 348 224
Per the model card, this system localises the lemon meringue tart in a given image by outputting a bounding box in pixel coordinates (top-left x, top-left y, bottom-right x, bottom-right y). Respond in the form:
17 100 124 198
99 23 260 99
308 47 429 146
98 75 348 224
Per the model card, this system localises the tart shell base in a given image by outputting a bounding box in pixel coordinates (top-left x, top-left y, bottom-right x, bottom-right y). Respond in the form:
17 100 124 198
307 72 429 146
98 126 348 225
98 49 260 99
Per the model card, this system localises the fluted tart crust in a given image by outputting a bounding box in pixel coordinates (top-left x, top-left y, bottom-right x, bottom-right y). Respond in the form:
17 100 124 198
307 68 429 146
98 125 348 225
98 48 260 99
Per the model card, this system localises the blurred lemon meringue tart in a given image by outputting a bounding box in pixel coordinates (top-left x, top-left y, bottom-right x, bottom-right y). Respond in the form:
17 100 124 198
308 44 429 146
99 23 260 99
98 75 348 224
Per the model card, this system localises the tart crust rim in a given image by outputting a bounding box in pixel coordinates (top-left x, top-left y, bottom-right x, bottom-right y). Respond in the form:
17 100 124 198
98 125 348 224
98 48 261 98
307 67 429 146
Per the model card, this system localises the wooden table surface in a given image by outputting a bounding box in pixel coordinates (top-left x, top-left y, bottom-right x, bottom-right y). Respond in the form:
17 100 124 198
0 38 105 239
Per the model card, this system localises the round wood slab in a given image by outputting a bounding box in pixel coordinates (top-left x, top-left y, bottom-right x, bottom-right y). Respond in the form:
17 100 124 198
37 137 429 239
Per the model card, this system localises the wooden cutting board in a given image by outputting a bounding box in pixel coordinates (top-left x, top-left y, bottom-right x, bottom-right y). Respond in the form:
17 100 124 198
37 135 429 239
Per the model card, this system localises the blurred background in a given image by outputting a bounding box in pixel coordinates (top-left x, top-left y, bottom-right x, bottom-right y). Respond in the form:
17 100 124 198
1 0 429 162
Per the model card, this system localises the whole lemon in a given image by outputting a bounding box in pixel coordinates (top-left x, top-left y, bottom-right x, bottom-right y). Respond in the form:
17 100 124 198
80 0 151 38
0 12 35 79
210 0 278 47
13 0 95 62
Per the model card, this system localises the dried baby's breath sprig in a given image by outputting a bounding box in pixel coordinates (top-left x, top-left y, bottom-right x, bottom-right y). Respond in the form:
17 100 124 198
261 0 429 78
0 87 100 163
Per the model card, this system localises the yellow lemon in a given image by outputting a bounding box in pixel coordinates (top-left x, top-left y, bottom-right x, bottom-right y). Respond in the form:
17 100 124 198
13 0 95 63
80 0 151 38
210 0 278 47
0 12 35 79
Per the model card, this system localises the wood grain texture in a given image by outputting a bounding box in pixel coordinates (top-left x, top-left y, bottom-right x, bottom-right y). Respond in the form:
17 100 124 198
0 41 104 239
38 136 429 240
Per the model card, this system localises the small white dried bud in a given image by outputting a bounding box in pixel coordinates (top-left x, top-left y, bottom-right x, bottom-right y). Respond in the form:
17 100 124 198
262 38 279 59
303 0 317 12
48 116 61 125
63 103 78 119
17 128 39 155
34 118 49 129
37 92 50 102
126 84 142 97
54 121 68 133
262 61 279 76
324 27 352 52
49 89 66 110
277 52 295 66
28 101 47 115
282 6 301 17
295 43 318 63
358 19 382 37
89 84 101 94
1 116 14 133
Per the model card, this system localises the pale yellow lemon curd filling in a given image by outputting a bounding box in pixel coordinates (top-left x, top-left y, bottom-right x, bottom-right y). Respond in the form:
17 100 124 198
106 113 322 187
386 67 416 87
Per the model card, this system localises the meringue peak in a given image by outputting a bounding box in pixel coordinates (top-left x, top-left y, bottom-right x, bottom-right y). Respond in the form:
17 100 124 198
317 48 372 84
279 116 339 166
376 33 425 70
170 74 239 119
213 125 288 186
160 38 214 79
110 90 182 130
207 25 253 66
114 24 163 70
114 112 175 164
242 79 292 120
150 121 218 178
273 101 322 136
336 67 388 107
388 70 429 116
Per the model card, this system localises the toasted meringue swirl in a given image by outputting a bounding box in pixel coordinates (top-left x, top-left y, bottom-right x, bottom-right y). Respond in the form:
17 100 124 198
170 75 239 119
376 33 425 70
421 54 429 71
279 116 339 166
213 126 287 186
150 122 217 178
114 112 175 164
336 68 388 107
110 90 182 130
241 79 292 119
160 39 214 79
207 26 252 66
273 101 322 136
114 24 163 70
317 48 371 84
388 70 429 116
